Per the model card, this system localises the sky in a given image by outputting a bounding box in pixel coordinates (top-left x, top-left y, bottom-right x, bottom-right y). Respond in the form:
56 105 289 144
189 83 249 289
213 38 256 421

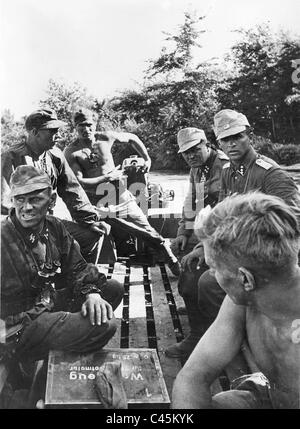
1 0 300 119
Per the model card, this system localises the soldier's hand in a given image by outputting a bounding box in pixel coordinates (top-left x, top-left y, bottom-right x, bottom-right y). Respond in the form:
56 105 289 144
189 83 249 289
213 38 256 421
107 165 124 182
181 247 204 272
81 293 113 326
171 235 188 252
92 221 111 236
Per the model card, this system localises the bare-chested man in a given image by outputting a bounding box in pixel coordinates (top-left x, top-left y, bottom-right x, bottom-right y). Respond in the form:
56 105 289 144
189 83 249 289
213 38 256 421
172 192 300 409
64 108 180 276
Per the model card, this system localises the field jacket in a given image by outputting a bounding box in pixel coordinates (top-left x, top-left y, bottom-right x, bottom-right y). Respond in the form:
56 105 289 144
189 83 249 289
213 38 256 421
1 142 100 225
177 149 229 238
1 214 106 322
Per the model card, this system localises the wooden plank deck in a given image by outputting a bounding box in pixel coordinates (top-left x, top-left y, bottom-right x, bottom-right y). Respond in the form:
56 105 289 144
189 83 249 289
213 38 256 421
102 260 189 397
100 257 253 403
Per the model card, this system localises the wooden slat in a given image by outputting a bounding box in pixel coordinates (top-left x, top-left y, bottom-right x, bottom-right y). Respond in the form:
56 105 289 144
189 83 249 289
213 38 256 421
150 265 183 397
128 266 148 349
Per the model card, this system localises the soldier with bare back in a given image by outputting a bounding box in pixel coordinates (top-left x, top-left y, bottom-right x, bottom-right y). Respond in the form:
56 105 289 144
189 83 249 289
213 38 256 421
172 192 300 409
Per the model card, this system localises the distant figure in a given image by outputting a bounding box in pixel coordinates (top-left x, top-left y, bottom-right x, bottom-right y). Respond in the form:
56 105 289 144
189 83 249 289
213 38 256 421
64 108 180 276
165 127 228 359
1 108 109 263
172 192 300 409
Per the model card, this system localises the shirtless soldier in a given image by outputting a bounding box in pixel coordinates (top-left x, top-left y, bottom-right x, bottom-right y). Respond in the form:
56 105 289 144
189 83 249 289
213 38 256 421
64 108 180 275
172 192 300 409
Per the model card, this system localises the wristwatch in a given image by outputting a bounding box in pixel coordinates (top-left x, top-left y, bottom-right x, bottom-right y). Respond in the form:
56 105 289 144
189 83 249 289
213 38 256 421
80 284 102 297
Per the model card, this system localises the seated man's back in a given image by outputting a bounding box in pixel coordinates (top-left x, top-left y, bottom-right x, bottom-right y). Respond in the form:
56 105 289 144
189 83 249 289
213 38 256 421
172 192 300 409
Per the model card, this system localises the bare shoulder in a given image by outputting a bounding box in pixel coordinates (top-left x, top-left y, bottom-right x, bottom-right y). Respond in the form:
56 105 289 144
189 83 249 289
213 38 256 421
95 131 115 143
216 295 246 326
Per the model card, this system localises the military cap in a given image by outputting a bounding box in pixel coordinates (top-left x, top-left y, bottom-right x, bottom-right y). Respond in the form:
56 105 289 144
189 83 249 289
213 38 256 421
177 128 207 153
73 108 96 126
25 108 67 131
10 165 52 197
214 109 250 140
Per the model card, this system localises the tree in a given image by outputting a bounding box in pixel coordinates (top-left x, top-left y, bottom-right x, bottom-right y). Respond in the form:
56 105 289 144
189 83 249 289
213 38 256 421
1 109 26 151
39 79 98 148
108 13 224 170
146 11 205 79
218 25 300 143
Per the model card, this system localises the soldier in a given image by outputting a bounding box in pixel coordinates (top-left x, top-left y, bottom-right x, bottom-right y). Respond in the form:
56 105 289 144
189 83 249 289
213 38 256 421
64 108 180 276
1 166 124 371
165 128 228 359
195 109 300 344
1 109 110 263
172 192 300 409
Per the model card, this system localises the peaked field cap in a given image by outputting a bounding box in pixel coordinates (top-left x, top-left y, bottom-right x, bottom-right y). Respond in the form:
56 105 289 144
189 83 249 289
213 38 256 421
177 127 207 153
10 165 52 197
214 109 250 140
73 108 96 126
25 109 67 131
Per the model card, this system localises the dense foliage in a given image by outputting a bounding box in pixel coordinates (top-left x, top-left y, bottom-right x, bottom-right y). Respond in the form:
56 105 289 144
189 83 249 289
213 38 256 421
2 13 300 168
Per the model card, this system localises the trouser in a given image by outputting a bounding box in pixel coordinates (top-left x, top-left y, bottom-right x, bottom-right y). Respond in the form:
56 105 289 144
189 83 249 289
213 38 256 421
170 236 225 338
14 279 124 363
170 235 210 338
212 372 298 409
61 219 100 262
97 198 177 263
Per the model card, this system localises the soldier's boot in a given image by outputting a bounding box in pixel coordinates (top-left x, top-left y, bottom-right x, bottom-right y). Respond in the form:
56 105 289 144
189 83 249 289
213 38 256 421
165 299 204 359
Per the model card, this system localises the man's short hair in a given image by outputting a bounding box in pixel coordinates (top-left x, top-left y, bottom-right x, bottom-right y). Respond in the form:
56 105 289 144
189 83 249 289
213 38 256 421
195 192 300 272
73 108 96 126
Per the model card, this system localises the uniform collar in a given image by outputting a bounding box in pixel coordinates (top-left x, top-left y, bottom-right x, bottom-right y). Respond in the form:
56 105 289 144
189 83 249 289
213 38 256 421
199 149 217 176
9 210 48 248
230 149 257 176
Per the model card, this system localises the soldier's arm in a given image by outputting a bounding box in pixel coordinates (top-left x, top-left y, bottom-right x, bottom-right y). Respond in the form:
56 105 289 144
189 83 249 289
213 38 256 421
264 168 300 208
108 131 151 170
172 295 246 409
177 169 196 238
52 148 99 225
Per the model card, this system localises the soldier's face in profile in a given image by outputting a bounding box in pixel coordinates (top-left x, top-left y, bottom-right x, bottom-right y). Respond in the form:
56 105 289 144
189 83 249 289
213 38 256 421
29 128 60 156
219 131 251 163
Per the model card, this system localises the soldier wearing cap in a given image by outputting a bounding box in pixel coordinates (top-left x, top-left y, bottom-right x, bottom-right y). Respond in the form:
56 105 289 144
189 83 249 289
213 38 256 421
165 127 229 359
1 108 110 263
195 109 300 342
64 108 180 276
1 165 124 378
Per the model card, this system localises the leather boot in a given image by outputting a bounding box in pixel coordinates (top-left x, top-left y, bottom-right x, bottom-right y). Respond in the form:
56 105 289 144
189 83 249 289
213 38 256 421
165 333 199 359
165 298 205 359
